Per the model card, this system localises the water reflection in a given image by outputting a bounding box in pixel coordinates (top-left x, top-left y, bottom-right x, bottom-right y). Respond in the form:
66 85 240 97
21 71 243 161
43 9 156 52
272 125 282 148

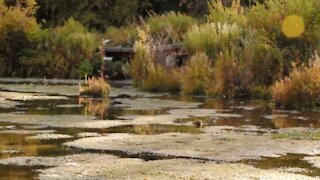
104 124 201 135
79 97 111 119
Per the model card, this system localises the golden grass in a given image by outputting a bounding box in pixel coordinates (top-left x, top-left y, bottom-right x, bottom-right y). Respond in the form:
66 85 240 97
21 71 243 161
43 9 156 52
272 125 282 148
272 53 320 109
80 77 110 97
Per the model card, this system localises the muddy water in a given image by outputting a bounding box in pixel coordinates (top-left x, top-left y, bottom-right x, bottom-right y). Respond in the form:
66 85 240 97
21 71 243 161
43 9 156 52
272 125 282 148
0 81 320 179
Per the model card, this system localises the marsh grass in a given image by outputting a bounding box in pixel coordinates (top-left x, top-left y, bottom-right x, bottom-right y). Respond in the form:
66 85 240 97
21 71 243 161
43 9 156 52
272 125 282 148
180 53 213 95
80 77 110 97
147 12 197 43
141 66 180 93
272 53 320 109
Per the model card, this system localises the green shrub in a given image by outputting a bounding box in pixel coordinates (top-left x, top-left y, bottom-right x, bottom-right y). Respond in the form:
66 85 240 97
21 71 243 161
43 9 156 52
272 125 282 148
77 60 93 79
0 0 42 76
105 25 138 46
147 12 197 43
247 0 320 69
22 18 98 78
207 0 247 25
272 53 320 109
180 53 213 95
184 22 241 59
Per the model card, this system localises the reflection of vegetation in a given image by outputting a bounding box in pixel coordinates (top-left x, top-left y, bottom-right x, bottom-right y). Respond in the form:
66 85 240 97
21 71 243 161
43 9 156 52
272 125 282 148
79 97 110 119
106 124 202 135
273 131 320 140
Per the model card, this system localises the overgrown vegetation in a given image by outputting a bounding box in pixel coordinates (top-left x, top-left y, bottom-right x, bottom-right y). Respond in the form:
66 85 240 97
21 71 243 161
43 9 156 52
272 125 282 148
272 53 320 109
1 0 320 109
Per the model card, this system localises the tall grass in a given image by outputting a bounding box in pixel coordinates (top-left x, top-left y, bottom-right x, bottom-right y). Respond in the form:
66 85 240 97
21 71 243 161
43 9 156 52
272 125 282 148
131 26 155 85
180 53 213 95
272 53 320 109
80 77 110 97
184 22 241 59
141 65 180 93
147 12 197 43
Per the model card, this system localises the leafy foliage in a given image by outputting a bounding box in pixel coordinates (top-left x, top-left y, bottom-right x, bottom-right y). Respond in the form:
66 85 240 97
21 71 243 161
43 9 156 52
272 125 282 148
0 0 41 76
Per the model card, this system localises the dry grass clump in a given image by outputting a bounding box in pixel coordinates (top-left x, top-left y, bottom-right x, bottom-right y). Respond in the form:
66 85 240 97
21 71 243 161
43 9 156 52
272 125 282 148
180 53 213 95
80 77 110 97
272 53 320 109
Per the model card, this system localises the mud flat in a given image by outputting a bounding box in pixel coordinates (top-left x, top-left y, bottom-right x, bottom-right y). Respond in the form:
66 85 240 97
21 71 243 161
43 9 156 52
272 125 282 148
0 78 82 85
65 127 320 162
0 91 68 101
0 154 315 180
0 97 21 108
0 84 79 96
0 107 240 129
305 156 320 169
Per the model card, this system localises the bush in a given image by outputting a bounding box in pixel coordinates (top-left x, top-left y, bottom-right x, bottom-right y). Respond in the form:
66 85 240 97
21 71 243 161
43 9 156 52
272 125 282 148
147 12 197 43
80 77 110 97
207 0 247 25
22 18 98 78
180 53 213 95
247 0 320 70
105 25 138 46
141 65 180 93
184 22 241 59
272 53 320 109
0 0 42 76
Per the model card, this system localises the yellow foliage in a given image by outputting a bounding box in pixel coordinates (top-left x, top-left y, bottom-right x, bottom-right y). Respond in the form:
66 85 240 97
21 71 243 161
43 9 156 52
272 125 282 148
272 53 320 109
180 53 213 95
80 77 110 97
141 65 180 93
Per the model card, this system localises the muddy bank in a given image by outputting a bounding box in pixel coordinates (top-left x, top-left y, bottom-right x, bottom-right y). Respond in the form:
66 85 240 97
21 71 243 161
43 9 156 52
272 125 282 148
0 98 21 108
305 156 320 169
65 127 320 162
0 84 79 96
0 78 82 85
0 91 68 101
0 154 315 180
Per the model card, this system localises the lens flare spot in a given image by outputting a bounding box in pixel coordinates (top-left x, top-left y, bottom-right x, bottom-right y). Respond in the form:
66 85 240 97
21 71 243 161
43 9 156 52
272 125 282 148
282 15 305 38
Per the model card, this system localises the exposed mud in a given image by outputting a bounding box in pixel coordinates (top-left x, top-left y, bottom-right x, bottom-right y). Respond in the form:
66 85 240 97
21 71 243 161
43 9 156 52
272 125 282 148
0 154 316 180
65 127 320 162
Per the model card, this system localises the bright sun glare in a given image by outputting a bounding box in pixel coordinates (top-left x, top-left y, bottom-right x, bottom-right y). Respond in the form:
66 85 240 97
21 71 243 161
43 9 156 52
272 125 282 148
282 15 305 38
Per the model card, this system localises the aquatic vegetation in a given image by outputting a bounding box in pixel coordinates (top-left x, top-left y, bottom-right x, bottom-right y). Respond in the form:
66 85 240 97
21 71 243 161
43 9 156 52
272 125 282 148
272 53 320 109
80 77 110 97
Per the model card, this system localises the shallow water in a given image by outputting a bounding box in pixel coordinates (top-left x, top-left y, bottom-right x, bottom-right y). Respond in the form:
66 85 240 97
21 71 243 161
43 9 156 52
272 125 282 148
0 80 320 178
